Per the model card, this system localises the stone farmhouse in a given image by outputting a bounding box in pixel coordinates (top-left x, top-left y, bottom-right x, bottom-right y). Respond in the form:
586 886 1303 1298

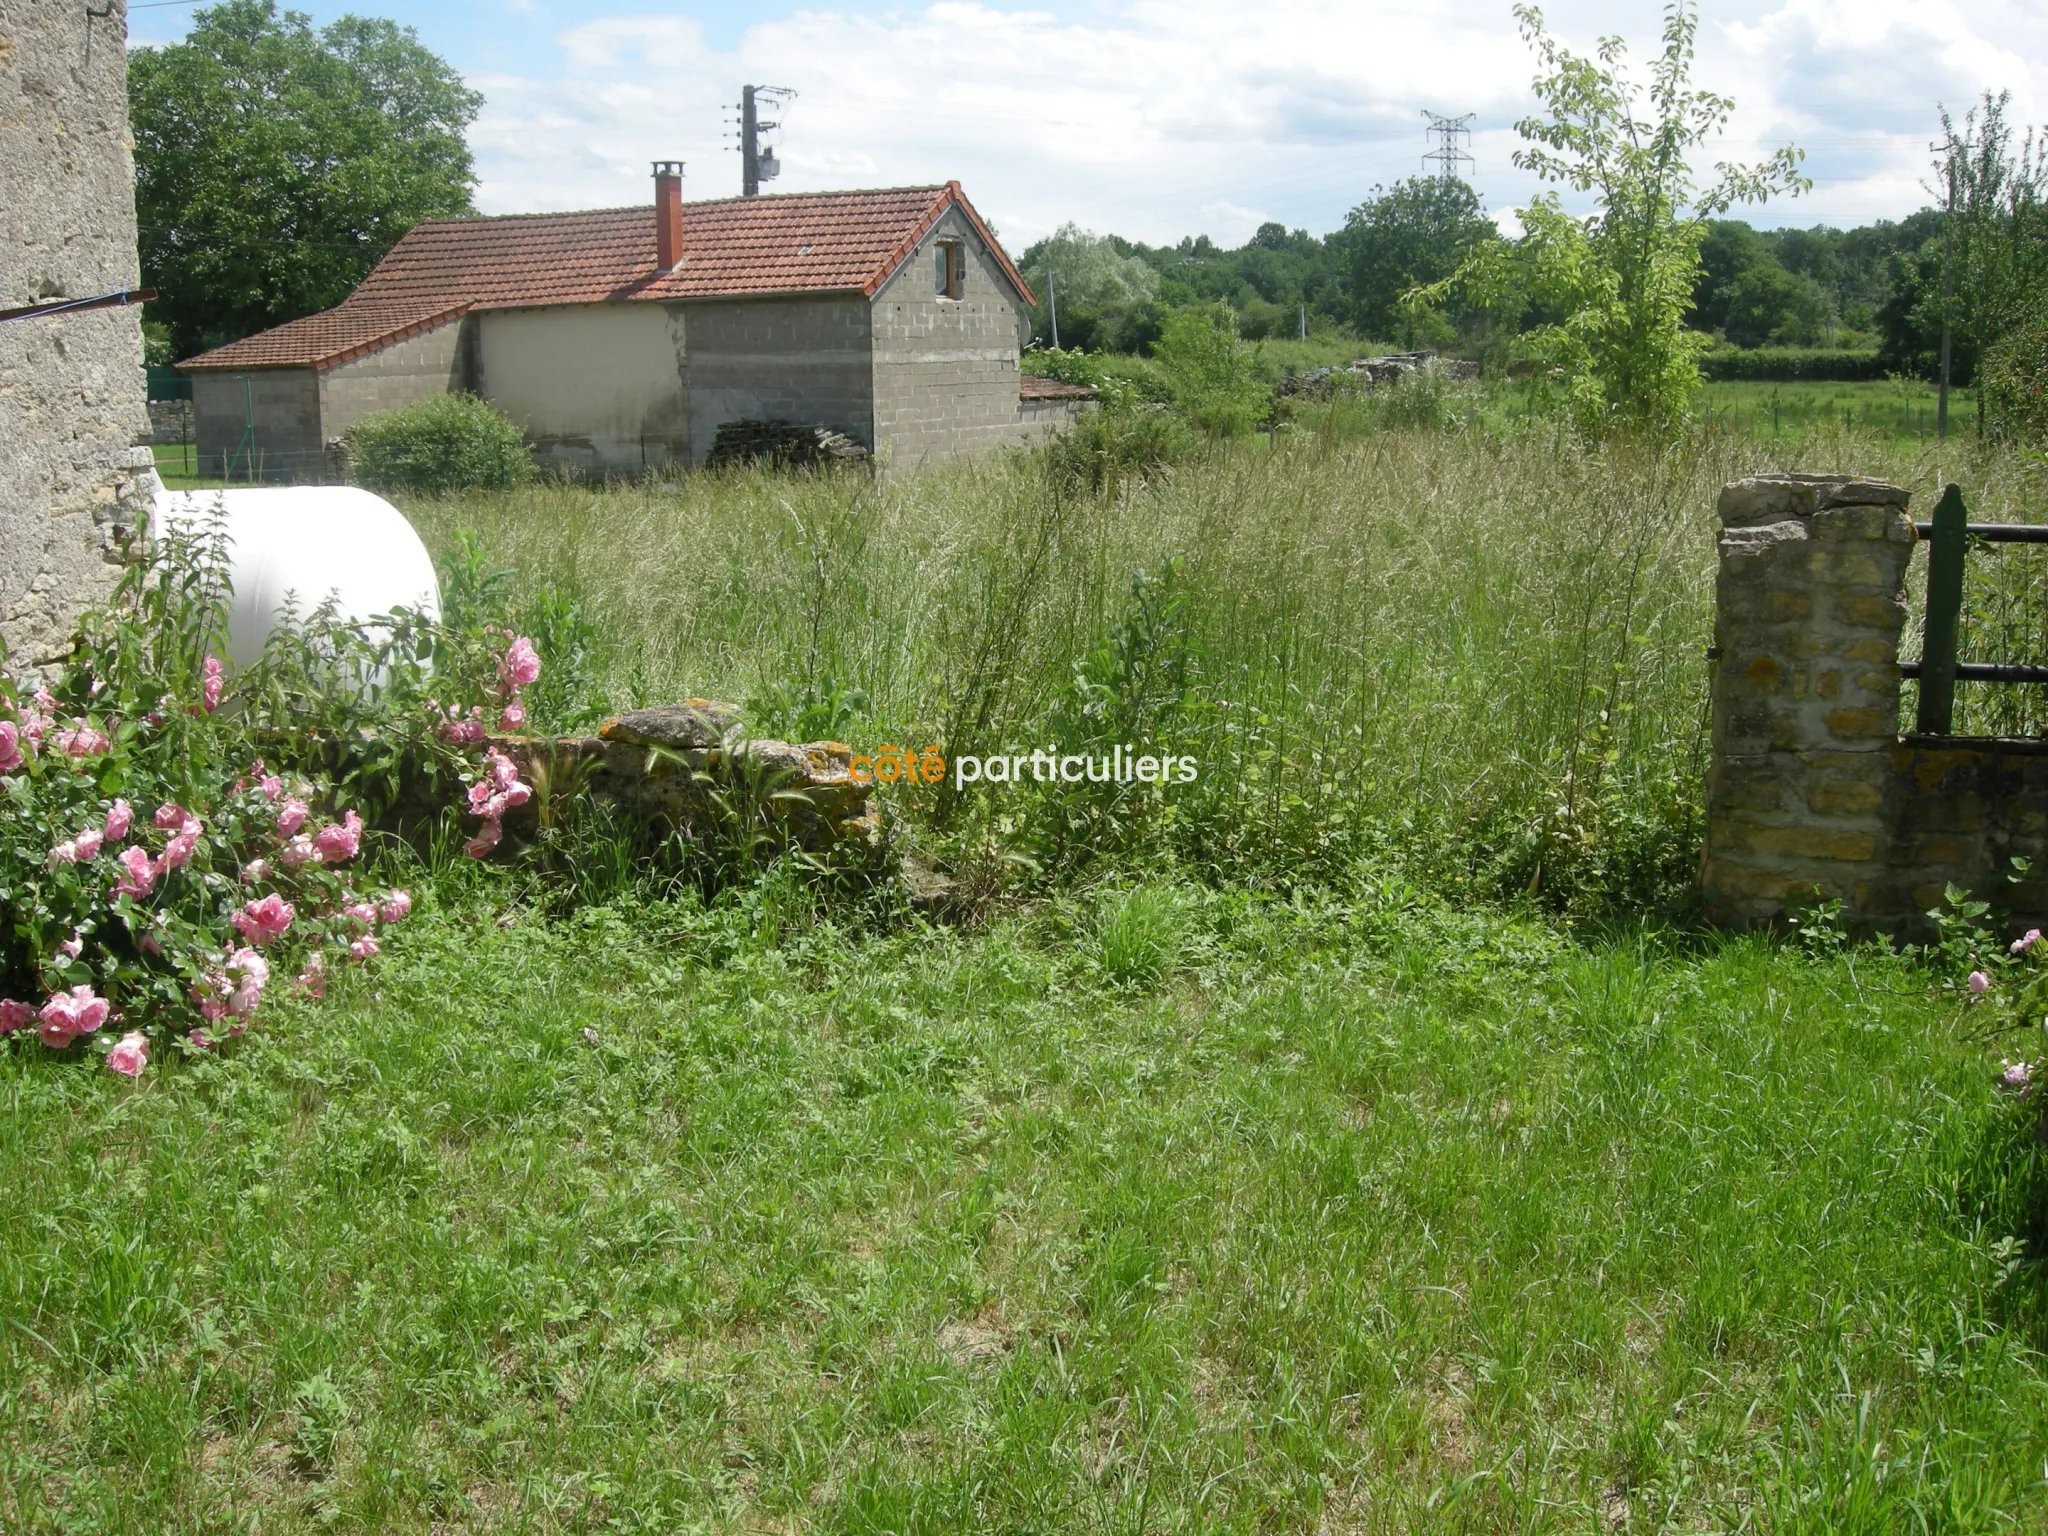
178 171 1092 477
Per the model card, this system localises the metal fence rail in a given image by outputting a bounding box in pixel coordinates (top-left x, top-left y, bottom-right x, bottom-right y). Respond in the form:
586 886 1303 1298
1910 483 2048 733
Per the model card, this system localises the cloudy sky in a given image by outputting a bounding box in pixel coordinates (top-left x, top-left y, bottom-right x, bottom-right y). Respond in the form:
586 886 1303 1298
130 0 2048 250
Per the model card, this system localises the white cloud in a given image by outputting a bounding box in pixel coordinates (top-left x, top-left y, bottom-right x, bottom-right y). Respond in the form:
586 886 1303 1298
468 0 2048 249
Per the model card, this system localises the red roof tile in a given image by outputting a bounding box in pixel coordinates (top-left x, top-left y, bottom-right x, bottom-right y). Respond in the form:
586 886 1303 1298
182 183 1034 371
1019 374 1098 400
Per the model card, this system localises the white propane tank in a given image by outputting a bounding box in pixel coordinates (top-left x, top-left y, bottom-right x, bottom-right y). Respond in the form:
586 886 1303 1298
151 487 441 669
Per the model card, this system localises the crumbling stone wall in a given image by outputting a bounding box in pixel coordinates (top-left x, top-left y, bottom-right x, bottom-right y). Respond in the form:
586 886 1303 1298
0 0 156 665
1702 473 2048 935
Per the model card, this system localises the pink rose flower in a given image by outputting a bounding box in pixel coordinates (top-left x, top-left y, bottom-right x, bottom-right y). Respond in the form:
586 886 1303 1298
240 858 271 883
37 985 110 1048
72 828 103 862
106 1031 149 1078
225 948 269 1017
156 829 198 873
154 802 190 832
499 636 541 692
275 798 309 838
342 900 378 926
2004 1059 2036 1089
296 952 327 998
0 999 33 1034
103 799 132 842
57 933 84 961
2014 929 2043 957
280 835 321 871
0 721 21 773
260 775 283 802
313 810 363 863
499 701 527 732
47 839 81 868
1969 970 1991 995
201 655 225 713
114 846 158 899
378 890 412 924
231 893 295 946
348 935 380 962
462 818 503 859
54 721 111 758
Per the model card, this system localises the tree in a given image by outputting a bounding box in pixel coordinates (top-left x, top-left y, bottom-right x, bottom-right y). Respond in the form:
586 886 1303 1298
1018 224 1162 350
1923 93 2048 436
133 0 481 359
1341 177 1496 343
1427 2 1806 435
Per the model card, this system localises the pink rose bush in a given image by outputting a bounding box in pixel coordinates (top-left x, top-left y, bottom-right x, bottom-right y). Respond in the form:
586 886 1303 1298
2 524 558 1076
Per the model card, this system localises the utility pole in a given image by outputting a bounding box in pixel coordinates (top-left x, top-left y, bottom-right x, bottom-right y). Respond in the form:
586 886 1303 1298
737 85 795 196
1421 111 1476 183
1938 132 1961 443
1048 270 1059 350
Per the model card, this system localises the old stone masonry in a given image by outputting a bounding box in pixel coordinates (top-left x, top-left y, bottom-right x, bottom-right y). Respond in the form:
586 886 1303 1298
1 0 159 666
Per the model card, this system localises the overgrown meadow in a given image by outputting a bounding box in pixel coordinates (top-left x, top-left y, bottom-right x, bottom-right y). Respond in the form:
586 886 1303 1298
9 418 2048 1532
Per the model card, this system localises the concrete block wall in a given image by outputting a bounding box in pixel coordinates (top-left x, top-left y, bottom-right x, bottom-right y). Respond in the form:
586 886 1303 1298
318 314 472 446
192 368 323 482
870 208 1037 470
1701 472 2048 936
683 296 872 466
1 0 157 665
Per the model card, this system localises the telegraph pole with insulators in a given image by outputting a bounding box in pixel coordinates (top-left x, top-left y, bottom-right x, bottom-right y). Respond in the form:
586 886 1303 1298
737 85 795 196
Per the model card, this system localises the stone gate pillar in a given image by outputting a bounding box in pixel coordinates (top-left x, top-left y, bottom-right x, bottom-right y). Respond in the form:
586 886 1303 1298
1701 474 1915 927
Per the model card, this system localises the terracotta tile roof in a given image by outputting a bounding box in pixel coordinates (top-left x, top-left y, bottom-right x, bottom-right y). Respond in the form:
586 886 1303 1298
1019 374 1098 400
182 182 1034 372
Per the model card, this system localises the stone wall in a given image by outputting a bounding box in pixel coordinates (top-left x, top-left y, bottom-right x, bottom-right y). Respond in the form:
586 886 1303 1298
0 0 157 665
870 206 1037 470
1701 472 2048 936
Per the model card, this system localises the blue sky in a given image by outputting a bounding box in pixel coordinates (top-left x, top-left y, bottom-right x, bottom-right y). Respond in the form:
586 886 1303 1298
129 0 2048 251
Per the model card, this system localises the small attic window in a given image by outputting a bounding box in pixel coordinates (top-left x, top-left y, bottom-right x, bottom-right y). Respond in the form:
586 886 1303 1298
934 240 964 300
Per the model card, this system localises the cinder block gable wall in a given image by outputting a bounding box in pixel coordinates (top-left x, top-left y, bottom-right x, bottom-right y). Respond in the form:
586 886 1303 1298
0 0 157 664
868 209 1034 471
318 314 474 448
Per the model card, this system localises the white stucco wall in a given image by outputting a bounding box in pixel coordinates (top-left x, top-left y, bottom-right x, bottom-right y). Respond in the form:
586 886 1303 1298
477 303 687 475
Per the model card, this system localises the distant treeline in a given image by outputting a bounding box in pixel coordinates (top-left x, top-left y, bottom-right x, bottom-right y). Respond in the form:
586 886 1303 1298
1019 184 1963 379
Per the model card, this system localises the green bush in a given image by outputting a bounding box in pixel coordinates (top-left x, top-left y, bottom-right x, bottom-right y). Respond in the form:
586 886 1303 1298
1984 316 2048 448
1152 305 1272 438
345 393 535 494
1700 347 1887 383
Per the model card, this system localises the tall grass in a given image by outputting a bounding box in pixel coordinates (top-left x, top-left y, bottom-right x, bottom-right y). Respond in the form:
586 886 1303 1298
399 425 2040 913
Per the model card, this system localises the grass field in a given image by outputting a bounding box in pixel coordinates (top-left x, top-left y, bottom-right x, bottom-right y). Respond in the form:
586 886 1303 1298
4 875 2045 1531
12 417 2042 1530
1702 380 1982 446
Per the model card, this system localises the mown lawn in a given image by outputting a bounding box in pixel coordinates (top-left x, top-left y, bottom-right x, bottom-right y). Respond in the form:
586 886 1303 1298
3 877 2043 1532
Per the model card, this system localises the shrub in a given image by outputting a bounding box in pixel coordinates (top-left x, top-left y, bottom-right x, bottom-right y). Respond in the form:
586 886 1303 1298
1700 347 1888 383
1984 316 2048 448
1152 305 1272 438
0 514 552 1071
1045 404 1193 493
345 392 535 494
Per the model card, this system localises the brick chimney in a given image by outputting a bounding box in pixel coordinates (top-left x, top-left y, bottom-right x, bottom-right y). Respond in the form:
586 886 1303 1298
652 161 685 271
